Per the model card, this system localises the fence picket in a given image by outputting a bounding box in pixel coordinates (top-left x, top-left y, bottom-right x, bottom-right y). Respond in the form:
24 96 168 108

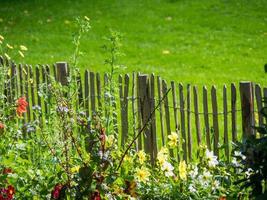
84 70 89 115
203 86 211 150
179 83 187 162
223 85 229 161
25 65 31 121
96 73 102 111
29 66 36 120
157 76 165 146
90 72 95 114
150 74 157 163
231 83 237 143
193 86 201 146
211 86 219 157
255 84 263 126
171 81 180 161
187 84 192 161
163 80 173 157
138 75 153 160
131 72 137 150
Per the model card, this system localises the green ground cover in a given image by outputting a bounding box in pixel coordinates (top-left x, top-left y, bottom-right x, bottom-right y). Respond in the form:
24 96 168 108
0 0 266 86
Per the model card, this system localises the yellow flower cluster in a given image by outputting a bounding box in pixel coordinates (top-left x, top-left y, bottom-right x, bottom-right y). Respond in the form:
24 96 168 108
135 167 150 183
105 134 115 148
179 160 187 180
137 150 147 165
157 147 169 166
168 132 178 148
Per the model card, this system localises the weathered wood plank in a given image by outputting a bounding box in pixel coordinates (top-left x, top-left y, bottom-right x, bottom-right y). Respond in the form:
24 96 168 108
223 85 229 161
255 84 263 126
231 83 237 143
211 86 219 157
157 76 165 146
193 86 201 146
187 84 192 161
90 72 96 114
163 79 173 157
29 66 36 120
96 72 102 111
171 81 180 161
239 82 255 138
84 70 89 116
203 86 211 150
138 75 153 160
179 83 187 162
150 73 157 163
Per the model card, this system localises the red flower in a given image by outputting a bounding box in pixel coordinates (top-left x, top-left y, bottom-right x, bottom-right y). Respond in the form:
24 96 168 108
51 184 63 199
2 168 12 174
16 97 28 117
0 185 15 200
7 186 15 199
0 123 4 129
91 190 101 200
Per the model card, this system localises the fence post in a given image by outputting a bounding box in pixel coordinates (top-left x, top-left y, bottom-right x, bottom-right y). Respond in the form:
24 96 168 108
138 74 154 164
56 62 68 86
239 82 255 138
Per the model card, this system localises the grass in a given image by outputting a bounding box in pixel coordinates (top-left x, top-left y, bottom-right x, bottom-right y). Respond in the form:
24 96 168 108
0 0 267 87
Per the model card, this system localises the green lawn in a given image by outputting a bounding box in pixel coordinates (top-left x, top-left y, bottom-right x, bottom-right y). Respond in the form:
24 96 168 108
0 0 267 86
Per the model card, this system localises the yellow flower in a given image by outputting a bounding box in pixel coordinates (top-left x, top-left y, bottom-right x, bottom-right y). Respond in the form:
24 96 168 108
179 160 187 180
6 43 13 49
137 150 147 164
124 155 133 164
168 132 178 148
18 50 24 58
105 134 115 148
84 16 90 21
0 35 4 40
70 165 80 173
135 167 150 183
20 45 28 51
157 147 169 166
4 53 10 60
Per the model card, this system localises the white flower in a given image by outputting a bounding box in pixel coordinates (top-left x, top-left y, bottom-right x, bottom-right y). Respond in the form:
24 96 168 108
234 151 246 160
245 168 254 178
203 170 212 179
212 180 220 191
161 161 174 177
189 184 196 193
232 157 240 167
205 149 219 168
189 165 198 179
198 169 212 187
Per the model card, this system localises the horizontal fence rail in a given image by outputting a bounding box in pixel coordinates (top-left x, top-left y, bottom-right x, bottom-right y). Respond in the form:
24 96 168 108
0 57 263 163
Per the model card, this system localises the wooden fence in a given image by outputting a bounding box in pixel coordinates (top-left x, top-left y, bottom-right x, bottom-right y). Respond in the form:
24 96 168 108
0 57 264 163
